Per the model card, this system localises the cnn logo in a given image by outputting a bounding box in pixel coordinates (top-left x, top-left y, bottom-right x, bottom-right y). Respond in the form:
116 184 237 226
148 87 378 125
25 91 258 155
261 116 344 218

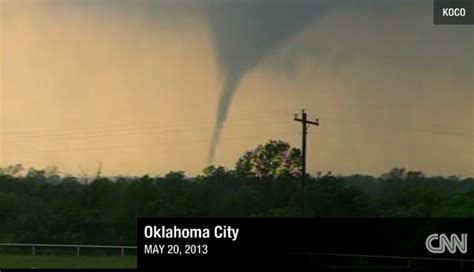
425 233 467 254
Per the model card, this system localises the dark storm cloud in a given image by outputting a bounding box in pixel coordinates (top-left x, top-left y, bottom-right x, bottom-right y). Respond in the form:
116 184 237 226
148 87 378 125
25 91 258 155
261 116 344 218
39 0 415 164
205 0 329 163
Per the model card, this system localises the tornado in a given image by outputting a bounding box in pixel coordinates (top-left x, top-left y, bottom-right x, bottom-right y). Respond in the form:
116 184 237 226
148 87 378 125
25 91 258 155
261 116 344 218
206 0 328 164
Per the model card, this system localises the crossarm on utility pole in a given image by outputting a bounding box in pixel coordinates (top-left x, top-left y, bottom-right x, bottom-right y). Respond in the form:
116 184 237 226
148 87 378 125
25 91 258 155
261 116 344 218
294 118 320 126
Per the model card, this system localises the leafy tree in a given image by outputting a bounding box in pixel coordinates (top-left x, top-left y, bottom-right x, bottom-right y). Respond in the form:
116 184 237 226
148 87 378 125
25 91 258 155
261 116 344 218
202 165 230 177
164 171 186 182
235 140 302 179
0 164 24 177
381 167 407 180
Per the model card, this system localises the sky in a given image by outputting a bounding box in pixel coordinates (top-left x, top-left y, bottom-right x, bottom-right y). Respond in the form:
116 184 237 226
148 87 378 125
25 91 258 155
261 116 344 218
1 0 473 177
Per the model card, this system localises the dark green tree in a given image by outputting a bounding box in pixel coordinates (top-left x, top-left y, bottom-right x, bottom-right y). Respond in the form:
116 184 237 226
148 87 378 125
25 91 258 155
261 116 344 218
235 140 302 179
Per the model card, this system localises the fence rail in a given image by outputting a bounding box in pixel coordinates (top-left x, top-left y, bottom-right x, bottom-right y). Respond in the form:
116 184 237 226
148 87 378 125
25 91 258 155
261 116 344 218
0 243 137 257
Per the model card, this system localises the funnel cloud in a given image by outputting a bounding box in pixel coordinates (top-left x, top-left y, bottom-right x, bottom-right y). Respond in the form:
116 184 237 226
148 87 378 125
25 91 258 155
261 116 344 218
206 0 328 164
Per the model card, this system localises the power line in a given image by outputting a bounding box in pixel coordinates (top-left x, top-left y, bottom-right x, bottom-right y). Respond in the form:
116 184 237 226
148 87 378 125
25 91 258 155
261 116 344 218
317 116 473 138
1 113 291 138
0 131 298 156
0 109 297 137
2 117 471 157
1 118 291 144
2 111 471 142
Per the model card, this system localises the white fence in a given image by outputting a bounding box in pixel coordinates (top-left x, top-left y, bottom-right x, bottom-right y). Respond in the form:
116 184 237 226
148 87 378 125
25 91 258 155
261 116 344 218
0 243 137 256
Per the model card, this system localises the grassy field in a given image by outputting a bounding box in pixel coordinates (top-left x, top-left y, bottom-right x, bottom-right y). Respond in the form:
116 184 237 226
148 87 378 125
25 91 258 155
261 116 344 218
0 254 136 268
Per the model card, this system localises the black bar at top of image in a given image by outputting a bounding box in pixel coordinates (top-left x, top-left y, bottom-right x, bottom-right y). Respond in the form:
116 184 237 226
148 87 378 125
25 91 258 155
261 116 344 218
137 218 474 270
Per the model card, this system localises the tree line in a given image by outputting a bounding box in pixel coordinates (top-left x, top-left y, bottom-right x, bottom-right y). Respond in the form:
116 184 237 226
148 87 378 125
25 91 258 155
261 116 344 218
0 140 472 245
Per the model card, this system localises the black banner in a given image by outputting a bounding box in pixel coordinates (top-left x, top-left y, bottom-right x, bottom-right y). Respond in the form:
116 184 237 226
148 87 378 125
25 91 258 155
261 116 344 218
137 218 474 270
434 0 474 24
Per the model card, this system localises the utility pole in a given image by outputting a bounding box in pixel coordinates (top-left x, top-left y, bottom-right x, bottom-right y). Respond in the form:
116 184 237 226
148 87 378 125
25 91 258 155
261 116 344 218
294 109 319 216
